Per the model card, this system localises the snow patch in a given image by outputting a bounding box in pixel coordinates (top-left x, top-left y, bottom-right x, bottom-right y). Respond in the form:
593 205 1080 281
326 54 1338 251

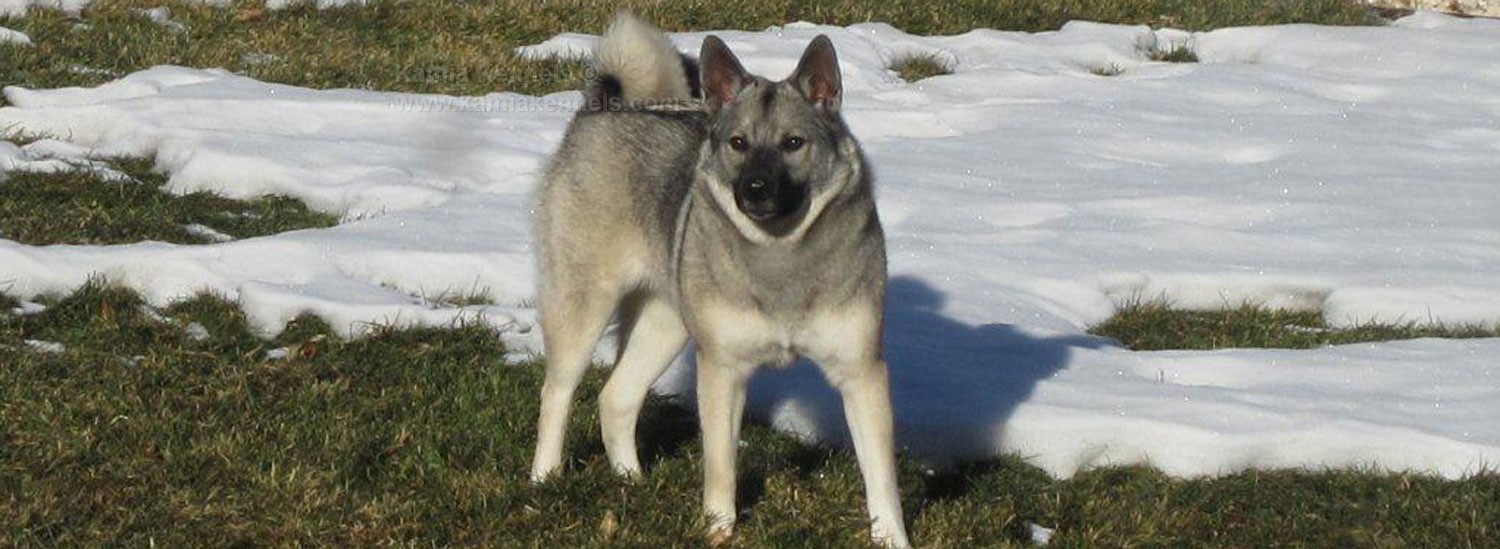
133 7 186 33
137 304 170 323
1 0 90 18
265 0 367 9
23 339 65 353
9 300 46 315
1027 522 1055 545
1 15 1499 478
1 26 32 46
183 223 235 243
184 321 210 341
240 52 280 66
0 138 131 181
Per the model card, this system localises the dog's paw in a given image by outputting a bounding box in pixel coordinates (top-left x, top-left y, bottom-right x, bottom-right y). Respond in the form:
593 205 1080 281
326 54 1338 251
706 526 734 548
875 535 913 549
610 463 644 481
872 523 913 548
528 466 559 484
705 516 735 547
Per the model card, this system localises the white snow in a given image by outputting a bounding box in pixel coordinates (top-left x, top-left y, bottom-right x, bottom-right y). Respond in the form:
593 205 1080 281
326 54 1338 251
1027 522 1055 545
1 0 89 18
264 0 366 9
0 25 31 46
67 65 118 77
183 223 234 243
9 300 45 315
137 303 170 323
240 52 280 66
2 13 1499 478
0 138 132 181
23 339 64 353
133 7 186 33
0 138 129 180
184 321 210 341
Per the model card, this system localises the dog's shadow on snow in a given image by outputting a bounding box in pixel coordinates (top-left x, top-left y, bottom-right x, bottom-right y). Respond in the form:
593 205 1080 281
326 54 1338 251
634 276 1112 513
741 275 1111 461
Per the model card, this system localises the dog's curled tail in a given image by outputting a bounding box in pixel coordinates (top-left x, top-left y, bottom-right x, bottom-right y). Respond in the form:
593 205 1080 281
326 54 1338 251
585 13 699 110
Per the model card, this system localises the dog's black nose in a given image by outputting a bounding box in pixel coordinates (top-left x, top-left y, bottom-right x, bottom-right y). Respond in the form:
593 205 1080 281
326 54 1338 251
734 173 806 227
735 176 781 220
743 178 774 204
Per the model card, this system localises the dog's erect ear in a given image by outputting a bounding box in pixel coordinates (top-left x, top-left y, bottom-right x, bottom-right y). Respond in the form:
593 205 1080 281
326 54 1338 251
790 35 841 113
700 35 749 113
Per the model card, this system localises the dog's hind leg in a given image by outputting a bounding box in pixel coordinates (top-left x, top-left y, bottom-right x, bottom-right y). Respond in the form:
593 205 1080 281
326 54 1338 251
530 280 619 482
600 292 688 477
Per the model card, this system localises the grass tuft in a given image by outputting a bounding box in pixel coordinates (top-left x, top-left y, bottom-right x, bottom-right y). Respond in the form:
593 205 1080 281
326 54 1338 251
403 285 497 308
432 292 496 308
272 313 340 348
1090 63 1126 76
1148 45 1200 63
890 52 955 82
1091 300 1500 351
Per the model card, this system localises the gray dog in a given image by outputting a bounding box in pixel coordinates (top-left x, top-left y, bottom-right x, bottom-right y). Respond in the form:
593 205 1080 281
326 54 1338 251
531 14 909 547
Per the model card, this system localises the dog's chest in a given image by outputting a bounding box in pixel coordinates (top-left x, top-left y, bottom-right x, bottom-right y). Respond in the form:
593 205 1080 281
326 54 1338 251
688 299 878 371
698 305 798 368
675 195 885 369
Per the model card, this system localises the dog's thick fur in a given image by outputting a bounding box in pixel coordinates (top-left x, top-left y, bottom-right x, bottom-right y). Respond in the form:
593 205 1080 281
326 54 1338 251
531 14 909 547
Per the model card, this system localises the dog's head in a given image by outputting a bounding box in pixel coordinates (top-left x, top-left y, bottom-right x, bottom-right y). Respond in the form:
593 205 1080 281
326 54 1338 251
695 34 863 243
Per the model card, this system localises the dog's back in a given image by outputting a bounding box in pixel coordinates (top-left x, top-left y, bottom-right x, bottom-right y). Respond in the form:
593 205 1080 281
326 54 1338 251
537 111 700 289
530 14 705 484
534 14 703 297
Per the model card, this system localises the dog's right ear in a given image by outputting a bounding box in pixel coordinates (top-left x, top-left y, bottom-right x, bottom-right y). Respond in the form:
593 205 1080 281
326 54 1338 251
700 35 749 113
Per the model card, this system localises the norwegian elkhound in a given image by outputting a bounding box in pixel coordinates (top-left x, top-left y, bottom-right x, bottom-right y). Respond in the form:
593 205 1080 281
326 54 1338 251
530 14 909 547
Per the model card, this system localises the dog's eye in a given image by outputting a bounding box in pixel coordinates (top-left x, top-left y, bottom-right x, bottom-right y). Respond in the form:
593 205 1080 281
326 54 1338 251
728 136 749 152
781 136 805 152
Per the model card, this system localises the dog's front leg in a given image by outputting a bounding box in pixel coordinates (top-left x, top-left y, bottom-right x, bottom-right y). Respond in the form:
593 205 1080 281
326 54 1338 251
695 350 749 541
832 359 910 548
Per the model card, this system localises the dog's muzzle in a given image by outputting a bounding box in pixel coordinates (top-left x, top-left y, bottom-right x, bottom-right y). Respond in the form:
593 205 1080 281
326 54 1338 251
734 176 807 224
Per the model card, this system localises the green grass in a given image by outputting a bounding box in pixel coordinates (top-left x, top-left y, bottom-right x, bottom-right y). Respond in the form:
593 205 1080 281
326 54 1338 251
1090 63 1126 76
1091 300 1500 351
424 286 497 308
0 0 1378 103
889 53 955 82
0 156 338 245
7 2 1490 546
2 284 1498 546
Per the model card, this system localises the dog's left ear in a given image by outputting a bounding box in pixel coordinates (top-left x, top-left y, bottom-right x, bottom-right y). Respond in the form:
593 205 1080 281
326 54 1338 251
791 35 841 113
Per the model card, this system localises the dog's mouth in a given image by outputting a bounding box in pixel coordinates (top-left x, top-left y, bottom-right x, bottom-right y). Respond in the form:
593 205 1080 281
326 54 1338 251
743 209 778 222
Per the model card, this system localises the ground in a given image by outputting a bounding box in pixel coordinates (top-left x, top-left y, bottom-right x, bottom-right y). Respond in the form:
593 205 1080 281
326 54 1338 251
2 1 1498 546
